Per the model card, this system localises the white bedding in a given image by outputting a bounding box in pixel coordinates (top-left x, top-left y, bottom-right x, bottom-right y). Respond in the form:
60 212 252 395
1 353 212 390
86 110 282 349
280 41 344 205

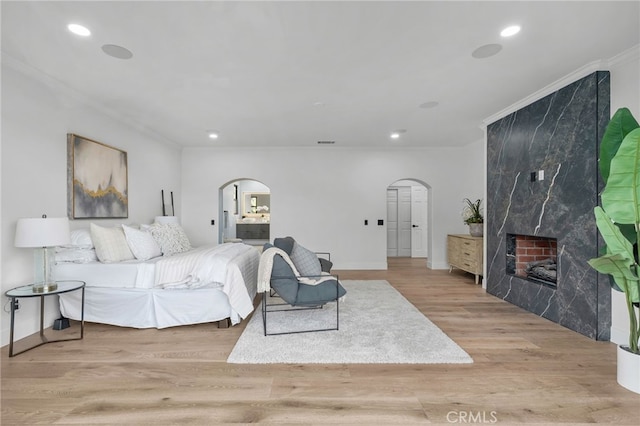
56 257 160 289
154 243 252 290
56 243 260 328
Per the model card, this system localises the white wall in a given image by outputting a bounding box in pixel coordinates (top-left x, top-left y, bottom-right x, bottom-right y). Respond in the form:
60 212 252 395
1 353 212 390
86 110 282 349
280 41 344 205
181 144 484 270
608 46 640 345
221 184 238 240
1 61 182 346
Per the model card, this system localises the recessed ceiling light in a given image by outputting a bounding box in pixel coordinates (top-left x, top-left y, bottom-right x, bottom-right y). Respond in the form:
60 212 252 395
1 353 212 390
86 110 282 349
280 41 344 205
208 132 219 139
390 129 407 139
501 25 521 37
68 23 91 37
419 101 439 109
471 43 503 59
101 44 133 60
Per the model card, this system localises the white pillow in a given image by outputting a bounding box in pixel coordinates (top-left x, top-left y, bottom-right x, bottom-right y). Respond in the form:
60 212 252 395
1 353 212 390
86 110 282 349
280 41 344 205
90 223 135 263
122 224 162 261
55 247 98 263
148 223 192 256
290 242 321 277
66 228 93 248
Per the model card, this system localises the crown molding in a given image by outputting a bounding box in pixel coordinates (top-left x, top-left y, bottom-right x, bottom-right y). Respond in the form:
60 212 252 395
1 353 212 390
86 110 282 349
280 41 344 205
608 44 640 67
482 44 640 128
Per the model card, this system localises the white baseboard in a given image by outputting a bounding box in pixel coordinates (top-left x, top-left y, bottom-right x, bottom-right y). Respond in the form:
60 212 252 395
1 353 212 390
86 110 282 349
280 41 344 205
333 261 388 270
429 260 450 270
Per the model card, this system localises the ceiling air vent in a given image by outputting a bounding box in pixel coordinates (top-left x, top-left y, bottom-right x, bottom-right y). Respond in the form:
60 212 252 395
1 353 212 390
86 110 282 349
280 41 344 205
317 140 335 145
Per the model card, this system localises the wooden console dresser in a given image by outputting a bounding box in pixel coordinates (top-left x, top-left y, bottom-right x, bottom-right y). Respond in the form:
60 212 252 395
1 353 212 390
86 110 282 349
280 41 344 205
447 234 483 284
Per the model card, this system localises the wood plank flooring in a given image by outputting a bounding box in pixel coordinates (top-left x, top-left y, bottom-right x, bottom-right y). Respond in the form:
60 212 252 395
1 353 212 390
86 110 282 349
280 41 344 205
2 258 639 424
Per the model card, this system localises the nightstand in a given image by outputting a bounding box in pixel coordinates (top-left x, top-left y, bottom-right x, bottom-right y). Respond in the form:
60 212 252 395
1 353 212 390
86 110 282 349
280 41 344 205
5 280 85 357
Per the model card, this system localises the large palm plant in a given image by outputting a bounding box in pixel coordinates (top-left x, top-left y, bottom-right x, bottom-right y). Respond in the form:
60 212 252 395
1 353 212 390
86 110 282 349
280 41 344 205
588 107 640 354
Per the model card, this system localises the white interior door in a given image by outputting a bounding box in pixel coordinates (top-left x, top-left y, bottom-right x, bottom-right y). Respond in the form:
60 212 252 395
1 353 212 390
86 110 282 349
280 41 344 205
411 185 428 257
386 189 398 256
397 187 412 257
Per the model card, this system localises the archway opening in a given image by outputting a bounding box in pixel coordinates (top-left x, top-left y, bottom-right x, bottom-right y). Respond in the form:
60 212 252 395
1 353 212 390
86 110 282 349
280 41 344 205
386 179 431 260
219 179 271 247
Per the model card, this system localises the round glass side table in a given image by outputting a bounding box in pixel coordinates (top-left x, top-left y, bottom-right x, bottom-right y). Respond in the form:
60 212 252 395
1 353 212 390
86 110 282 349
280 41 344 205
5 280 85 357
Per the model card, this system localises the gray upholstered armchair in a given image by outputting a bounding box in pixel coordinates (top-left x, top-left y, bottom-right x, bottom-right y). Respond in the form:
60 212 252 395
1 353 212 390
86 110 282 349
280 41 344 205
259 237 346 335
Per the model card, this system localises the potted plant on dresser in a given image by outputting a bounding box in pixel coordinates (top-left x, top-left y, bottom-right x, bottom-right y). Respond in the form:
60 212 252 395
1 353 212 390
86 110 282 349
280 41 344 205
587 107 640 394
462 198 484 237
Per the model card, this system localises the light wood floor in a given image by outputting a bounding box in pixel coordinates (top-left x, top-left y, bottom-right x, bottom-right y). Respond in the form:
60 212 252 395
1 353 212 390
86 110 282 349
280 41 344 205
2 258 639 424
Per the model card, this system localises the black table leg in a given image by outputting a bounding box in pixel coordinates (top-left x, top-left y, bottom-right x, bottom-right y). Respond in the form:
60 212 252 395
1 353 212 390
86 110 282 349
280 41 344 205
9 297 16 357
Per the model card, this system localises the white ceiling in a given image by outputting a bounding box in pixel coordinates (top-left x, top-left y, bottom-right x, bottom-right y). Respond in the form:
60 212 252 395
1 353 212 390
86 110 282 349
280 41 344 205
2 1 639 148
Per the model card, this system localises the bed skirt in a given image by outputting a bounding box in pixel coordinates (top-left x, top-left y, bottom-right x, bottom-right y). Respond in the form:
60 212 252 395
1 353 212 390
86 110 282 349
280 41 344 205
60 286 244 329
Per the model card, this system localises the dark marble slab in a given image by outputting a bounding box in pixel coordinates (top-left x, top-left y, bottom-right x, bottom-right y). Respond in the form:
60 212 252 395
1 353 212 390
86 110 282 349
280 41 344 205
486 71 610 340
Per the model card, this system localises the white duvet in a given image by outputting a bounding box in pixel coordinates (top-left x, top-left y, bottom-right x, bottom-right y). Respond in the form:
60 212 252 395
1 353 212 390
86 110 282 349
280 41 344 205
155 243 249 289
154 243 257 320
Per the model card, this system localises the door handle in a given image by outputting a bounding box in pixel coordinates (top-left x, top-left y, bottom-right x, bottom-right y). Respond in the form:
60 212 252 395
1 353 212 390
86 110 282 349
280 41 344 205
412 225 419 228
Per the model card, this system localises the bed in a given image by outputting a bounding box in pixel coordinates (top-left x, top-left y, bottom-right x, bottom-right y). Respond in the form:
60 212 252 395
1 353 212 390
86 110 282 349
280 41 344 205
54 224 260 329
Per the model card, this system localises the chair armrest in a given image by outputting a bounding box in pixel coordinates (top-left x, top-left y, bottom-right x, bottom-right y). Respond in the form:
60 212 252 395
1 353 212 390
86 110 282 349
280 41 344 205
315 252 331 262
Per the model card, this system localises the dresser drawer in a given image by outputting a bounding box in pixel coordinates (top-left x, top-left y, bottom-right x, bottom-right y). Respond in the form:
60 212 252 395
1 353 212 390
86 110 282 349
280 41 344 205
459 259 478 270
460 248 478 262
447 234 483 284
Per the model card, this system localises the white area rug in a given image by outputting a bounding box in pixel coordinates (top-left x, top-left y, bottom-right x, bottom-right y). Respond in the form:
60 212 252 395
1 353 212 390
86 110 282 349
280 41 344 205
227 280 473 364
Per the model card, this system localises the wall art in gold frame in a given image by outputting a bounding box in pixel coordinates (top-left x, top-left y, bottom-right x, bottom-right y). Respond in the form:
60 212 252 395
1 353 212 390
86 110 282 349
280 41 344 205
67 134 128 219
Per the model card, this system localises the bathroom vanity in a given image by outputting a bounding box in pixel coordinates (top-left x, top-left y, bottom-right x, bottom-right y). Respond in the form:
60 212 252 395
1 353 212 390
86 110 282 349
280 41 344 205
236 223 270 240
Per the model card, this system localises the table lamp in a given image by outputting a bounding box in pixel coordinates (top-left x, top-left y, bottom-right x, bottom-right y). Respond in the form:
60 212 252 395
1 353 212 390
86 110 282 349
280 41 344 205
15 215 71 293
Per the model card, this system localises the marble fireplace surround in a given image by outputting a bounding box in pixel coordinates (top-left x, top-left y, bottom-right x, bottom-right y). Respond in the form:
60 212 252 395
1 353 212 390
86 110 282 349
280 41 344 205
486 71 611 340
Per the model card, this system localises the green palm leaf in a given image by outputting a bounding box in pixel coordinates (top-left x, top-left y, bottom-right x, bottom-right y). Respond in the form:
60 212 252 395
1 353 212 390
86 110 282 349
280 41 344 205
593 207 635 260
601 128 640 225
590 207 639 303
599 107 639 184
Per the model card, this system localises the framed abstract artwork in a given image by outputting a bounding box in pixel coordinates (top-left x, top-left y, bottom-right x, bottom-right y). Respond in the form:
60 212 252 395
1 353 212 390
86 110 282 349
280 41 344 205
67 134 128 219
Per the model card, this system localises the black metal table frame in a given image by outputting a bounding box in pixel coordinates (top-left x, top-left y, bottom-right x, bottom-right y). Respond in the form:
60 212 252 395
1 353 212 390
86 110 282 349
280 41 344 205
6 281 85 357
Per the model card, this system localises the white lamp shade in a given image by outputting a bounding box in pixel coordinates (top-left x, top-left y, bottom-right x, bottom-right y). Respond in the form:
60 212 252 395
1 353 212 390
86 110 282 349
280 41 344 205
15 217 71 248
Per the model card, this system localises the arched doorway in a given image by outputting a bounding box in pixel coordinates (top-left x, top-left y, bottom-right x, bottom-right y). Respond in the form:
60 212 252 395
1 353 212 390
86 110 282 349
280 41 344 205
219 179 271 246
386 179 430 258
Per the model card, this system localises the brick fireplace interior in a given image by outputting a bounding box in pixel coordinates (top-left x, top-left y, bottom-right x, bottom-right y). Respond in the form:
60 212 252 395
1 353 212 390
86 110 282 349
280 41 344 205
506 234 558 287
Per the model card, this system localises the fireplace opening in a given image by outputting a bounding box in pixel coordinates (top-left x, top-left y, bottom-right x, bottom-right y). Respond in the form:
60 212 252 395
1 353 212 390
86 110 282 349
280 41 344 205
506 234 558 287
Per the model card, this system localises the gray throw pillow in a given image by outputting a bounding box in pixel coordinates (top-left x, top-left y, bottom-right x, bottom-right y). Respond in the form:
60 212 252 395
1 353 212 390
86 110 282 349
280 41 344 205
290 242 321 277
273 236 295 255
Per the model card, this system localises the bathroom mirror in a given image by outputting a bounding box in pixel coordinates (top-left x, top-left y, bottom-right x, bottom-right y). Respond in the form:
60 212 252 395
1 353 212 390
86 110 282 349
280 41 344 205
242 192 270 216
